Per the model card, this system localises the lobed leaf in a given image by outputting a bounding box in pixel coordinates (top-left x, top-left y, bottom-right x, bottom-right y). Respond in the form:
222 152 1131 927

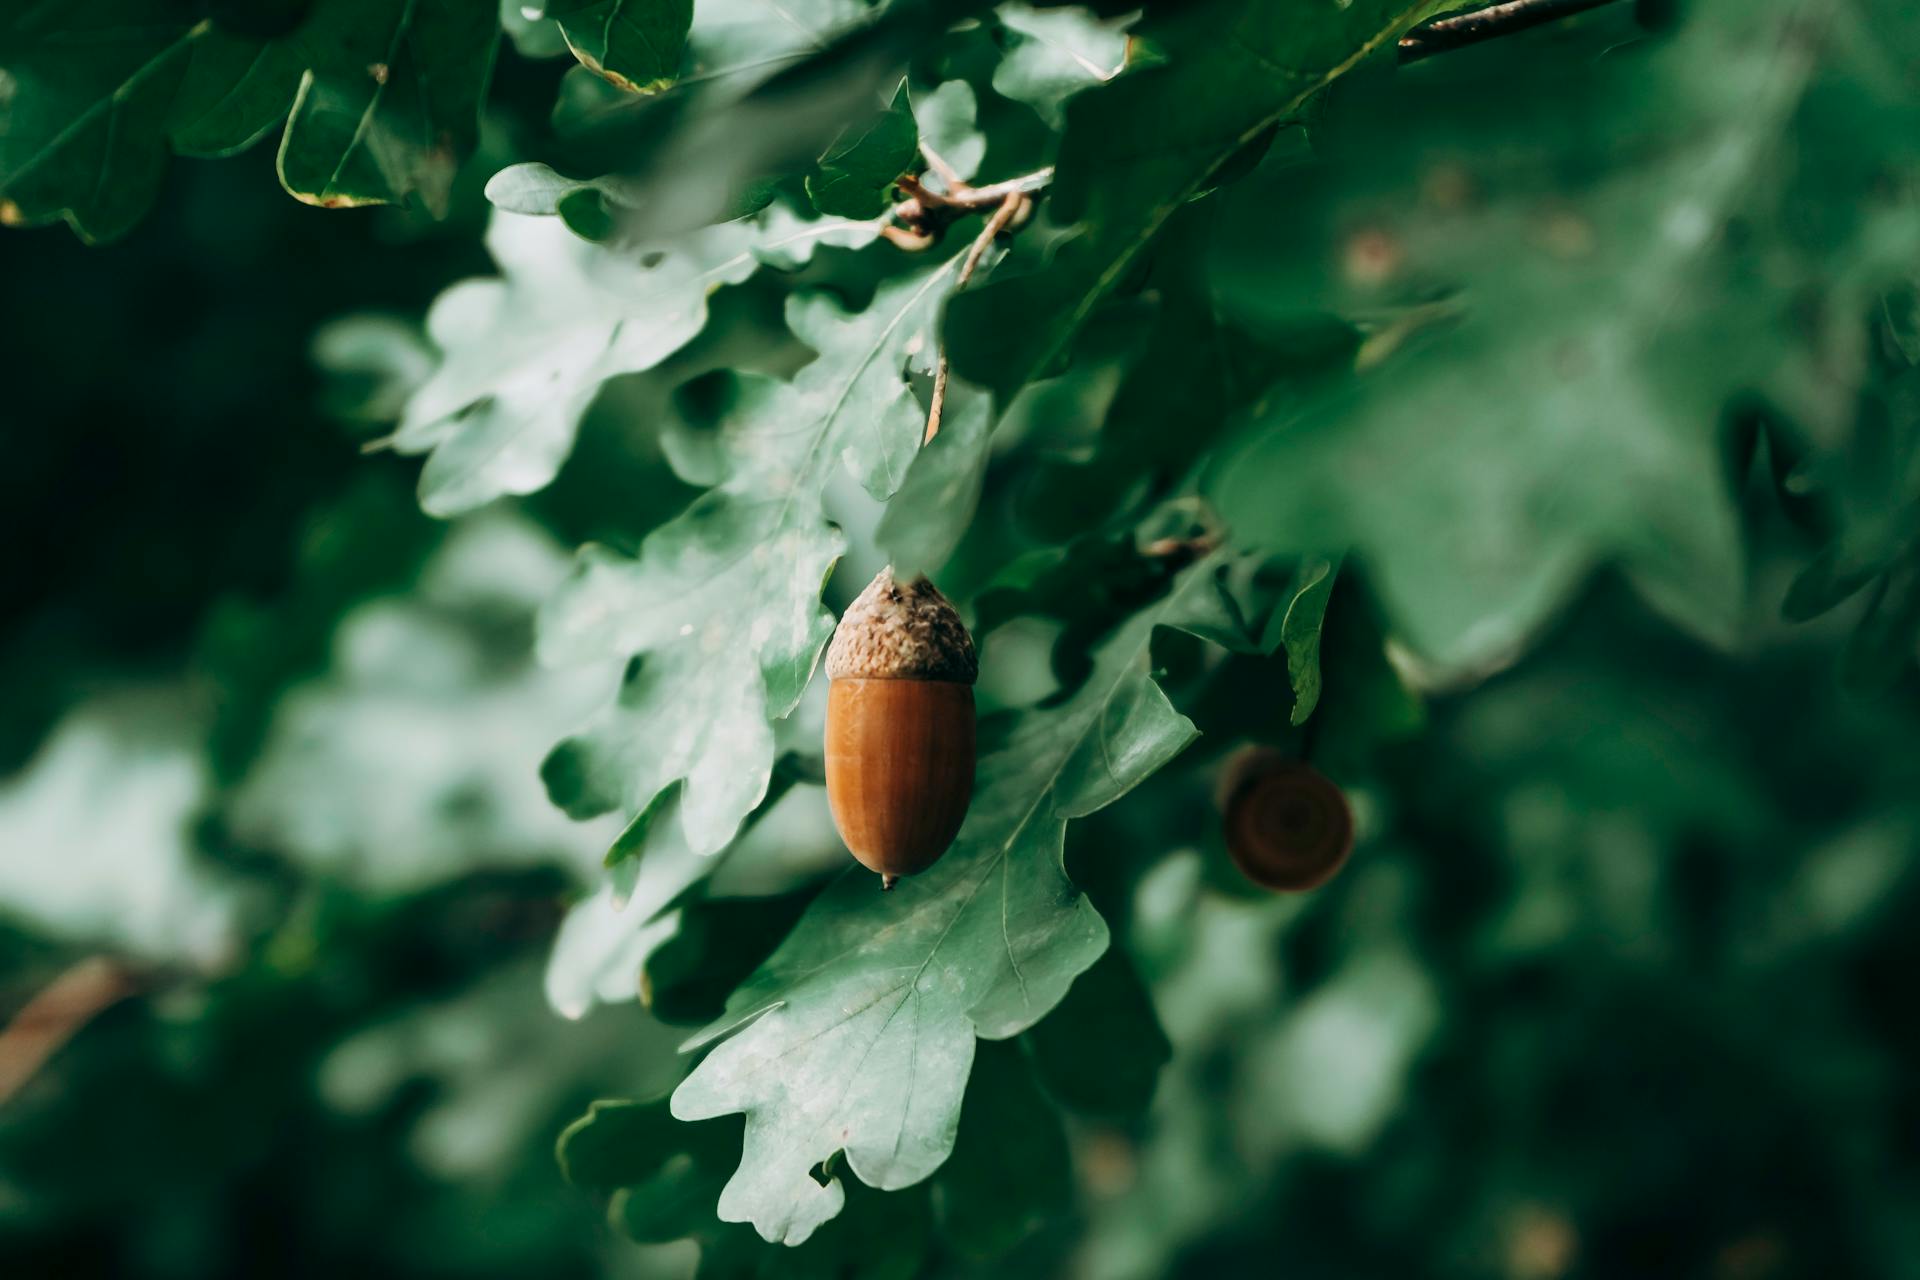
390 205 878 517
667 557 1218 1243
1206 0 1920 669
536 261 966 859
807 78 917 219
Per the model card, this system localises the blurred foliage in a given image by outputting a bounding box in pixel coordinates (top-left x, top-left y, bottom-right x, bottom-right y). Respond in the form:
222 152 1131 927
5 1 1920 1279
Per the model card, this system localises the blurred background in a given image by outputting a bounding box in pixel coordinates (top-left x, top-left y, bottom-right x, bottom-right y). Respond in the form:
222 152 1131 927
4 3 1920 1279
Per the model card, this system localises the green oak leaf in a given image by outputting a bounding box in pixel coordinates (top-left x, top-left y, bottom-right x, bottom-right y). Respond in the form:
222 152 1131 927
684 0 868 79
1268 558 1337 726
559 1096 711 1193
272 0 499 215
931 1039 1071 1260
536 262 968 860
914 79 984 184
544 789 716 1019
808 79 918 219
388 205 878 517
875 389 993 577
0 0 495 240
563 1097 935 1275
668 557 1217 1243
946 0 1447 404
1023 944 1170 1118
1012 208 1363 545
483 162 649 240
991 2 1128 129
1205 0 1904 669
543 0 693 93
0 0 714 240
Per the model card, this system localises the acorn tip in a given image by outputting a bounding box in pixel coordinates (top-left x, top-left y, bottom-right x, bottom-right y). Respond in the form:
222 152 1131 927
881 874 899 891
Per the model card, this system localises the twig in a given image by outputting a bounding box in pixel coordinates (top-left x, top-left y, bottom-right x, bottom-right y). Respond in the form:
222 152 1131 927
891 167 1052 240
0 957 138 1104
917 141 964 193
924 191 1029 444
1398 0 1624 63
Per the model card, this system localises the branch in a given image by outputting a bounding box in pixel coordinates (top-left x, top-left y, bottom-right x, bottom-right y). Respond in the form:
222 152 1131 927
925 190 1030 444
1398 0 1625 63
0 957 138 1104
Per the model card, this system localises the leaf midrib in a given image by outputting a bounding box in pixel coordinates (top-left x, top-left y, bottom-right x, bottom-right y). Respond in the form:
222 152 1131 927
1017 2 1436 394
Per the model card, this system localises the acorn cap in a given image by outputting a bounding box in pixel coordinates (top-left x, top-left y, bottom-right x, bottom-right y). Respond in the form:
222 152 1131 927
826 568 977 684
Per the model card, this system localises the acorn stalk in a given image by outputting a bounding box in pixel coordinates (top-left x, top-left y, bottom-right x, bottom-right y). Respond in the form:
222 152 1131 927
823 569 978 888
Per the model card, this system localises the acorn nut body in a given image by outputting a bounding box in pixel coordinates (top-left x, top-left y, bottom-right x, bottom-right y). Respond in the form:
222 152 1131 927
824 570 978 888
1218 747 1354 892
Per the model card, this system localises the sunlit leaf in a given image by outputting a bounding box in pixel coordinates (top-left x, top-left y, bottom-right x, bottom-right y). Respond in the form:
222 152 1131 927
668 557 1217 1243
991 2 1128 129
536 262 967 860
389 205 878 516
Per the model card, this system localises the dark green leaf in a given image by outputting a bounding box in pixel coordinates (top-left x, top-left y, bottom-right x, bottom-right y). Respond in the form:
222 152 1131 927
557 1097 686 1192
641 889 820 1026
946 0 1447 404
932 1039 1071 1259
545 0 693 94
806 79 917 219
1204 2 1897 668
1025 945 1170 1118
1270 558 1337 726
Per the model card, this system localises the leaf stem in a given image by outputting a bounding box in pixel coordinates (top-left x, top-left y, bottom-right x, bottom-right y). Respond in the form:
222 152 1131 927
1398 0 1625 63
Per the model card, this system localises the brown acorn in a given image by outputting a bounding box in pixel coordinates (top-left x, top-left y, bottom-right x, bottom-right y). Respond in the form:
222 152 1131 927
824 569 978 888
1217 746 1354 892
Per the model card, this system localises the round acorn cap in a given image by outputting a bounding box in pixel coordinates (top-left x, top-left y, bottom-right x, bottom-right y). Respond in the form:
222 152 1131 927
826 568 977 684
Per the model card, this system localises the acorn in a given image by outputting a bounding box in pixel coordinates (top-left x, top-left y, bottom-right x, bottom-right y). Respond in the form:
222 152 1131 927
824 568 978 889
1217 747 1354 892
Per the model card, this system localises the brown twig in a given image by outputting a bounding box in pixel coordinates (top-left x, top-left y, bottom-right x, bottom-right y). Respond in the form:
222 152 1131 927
924 190 1029 444
890 168 1051 249
1398 0 1624 63
0 957 138 1104
917 141 964 192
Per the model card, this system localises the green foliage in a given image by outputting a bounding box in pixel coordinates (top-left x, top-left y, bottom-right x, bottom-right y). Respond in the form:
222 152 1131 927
535 261 966 859
1206 0 1920 668
670 560 1213 1241
806 79 917 218
946 0 1448 403
385 204 876 516
10 1 1920 1276
544 0 695 93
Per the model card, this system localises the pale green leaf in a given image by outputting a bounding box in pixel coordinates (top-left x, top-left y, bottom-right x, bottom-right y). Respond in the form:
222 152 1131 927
390 205 878 517
535 262 968 861
991 2 1128 129
914 79 984 183
667 559 1216 1243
